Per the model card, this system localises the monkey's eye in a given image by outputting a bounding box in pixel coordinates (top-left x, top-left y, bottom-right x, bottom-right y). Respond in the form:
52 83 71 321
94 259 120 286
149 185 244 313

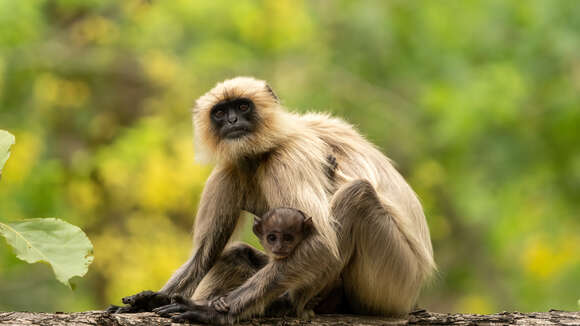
213 110 225 119
239 104 249 112
282 234 294 242
267 234 277 243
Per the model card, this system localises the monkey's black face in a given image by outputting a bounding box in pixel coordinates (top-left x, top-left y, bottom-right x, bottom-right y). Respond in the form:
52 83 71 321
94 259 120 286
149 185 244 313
263 231 302 259
210 99 257 140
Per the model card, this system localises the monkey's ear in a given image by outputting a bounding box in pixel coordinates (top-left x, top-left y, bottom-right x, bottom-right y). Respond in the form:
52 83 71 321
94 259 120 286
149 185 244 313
265 84 280 103
296 209 314 233
253 217 263 237
303 216 313 232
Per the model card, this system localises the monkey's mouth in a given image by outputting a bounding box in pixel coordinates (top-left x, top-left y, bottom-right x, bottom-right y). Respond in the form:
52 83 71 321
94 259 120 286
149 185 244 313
272 252 290 259
223 127 251 139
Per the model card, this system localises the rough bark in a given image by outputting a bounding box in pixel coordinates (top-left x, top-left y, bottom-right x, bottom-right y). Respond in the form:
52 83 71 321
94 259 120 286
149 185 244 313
1 310 580 326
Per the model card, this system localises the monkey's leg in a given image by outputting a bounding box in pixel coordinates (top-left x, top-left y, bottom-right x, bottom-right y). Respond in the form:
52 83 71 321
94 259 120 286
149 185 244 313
290 284 328 319
330 179 428 316
307 276 347 314
191 242 268 304
288 270 346 318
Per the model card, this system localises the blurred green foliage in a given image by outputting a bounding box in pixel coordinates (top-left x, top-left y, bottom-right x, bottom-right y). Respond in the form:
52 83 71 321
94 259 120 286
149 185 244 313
1 0 579 314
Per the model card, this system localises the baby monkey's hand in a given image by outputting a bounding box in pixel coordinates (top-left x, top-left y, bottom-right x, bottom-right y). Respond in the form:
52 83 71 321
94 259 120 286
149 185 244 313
210 296 230 313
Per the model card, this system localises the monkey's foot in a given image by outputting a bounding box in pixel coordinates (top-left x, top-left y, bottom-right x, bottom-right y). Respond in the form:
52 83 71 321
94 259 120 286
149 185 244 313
105 304 147 313
155 304 229 324
171 310 217 324
152 294 190 316
153 303 189 316
154 296 229 324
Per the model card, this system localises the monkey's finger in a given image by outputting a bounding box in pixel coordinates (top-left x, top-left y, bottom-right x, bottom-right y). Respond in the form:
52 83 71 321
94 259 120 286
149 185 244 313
106 304 142 313
214 298 229 312
172 311 212 324
105 305 121 313
214 303 229 313
117 305 140 313
153 303 188 316
214 304 227 312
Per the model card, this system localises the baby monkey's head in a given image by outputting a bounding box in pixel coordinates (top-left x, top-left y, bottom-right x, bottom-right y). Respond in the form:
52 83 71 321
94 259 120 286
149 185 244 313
253 208 314 260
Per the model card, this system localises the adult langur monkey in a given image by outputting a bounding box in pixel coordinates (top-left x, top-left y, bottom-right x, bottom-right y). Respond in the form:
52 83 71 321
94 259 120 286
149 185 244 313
110 77 435 323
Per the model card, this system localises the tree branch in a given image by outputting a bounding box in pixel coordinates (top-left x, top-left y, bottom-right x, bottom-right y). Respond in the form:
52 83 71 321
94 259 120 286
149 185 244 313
1 310 579 325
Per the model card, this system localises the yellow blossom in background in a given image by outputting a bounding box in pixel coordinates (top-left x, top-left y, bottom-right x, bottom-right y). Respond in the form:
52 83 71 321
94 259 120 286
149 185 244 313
67 180 100 216
70 15 119 45
231 0 314 51
522 235 580 281
34 74 90 109
0 131 41 186
98 156 132 205
137 151 187 212
142 51 179 86
457 294 494 314
60 80 91 108
121 0 150 19
34 74 60 108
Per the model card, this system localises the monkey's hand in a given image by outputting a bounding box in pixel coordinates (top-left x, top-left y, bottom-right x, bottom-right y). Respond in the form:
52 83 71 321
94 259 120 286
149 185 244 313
154 295 230 324
107 290 171 313
210 296 230 313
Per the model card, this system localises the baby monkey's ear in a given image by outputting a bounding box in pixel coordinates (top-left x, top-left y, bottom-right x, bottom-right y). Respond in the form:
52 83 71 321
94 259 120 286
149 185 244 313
303 216 313 231
253 216 263 237
297 210 313 233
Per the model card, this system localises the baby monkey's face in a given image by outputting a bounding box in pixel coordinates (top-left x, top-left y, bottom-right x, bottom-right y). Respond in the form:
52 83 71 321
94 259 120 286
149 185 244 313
253 208 313 260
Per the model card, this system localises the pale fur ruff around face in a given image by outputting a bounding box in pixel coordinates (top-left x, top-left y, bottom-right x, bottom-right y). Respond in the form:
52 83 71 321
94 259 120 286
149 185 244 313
193 77 288 164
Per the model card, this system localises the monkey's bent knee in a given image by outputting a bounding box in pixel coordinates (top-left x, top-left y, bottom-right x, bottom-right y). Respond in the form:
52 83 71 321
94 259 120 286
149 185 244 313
220 242 267 268
345 179 375 193
222 242 253 256
332 179 377 205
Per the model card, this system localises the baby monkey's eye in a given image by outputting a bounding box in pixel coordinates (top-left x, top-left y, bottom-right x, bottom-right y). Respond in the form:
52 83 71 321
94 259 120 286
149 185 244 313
239 104 249 112
267 234 277 243
282 234 294 242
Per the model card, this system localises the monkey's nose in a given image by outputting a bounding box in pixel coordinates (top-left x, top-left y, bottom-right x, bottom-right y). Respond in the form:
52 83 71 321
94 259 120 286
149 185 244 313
227 111 238 124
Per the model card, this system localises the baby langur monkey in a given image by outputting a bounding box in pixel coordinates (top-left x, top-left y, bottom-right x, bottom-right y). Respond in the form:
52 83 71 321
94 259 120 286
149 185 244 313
254 207 314 260
211 208 314 315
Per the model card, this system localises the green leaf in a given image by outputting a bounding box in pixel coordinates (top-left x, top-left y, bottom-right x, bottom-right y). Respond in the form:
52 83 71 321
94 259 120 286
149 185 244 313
0 129 15 175
0 218 94 288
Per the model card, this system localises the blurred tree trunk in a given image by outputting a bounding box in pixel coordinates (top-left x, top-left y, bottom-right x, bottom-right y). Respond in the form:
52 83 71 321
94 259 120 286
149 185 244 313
1 310 579 325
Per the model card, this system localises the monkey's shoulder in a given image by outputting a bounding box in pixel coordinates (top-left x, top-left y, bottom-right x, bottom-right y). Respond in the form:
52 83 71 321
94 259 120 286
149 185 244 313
299 113 367 147
299 112 357 134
